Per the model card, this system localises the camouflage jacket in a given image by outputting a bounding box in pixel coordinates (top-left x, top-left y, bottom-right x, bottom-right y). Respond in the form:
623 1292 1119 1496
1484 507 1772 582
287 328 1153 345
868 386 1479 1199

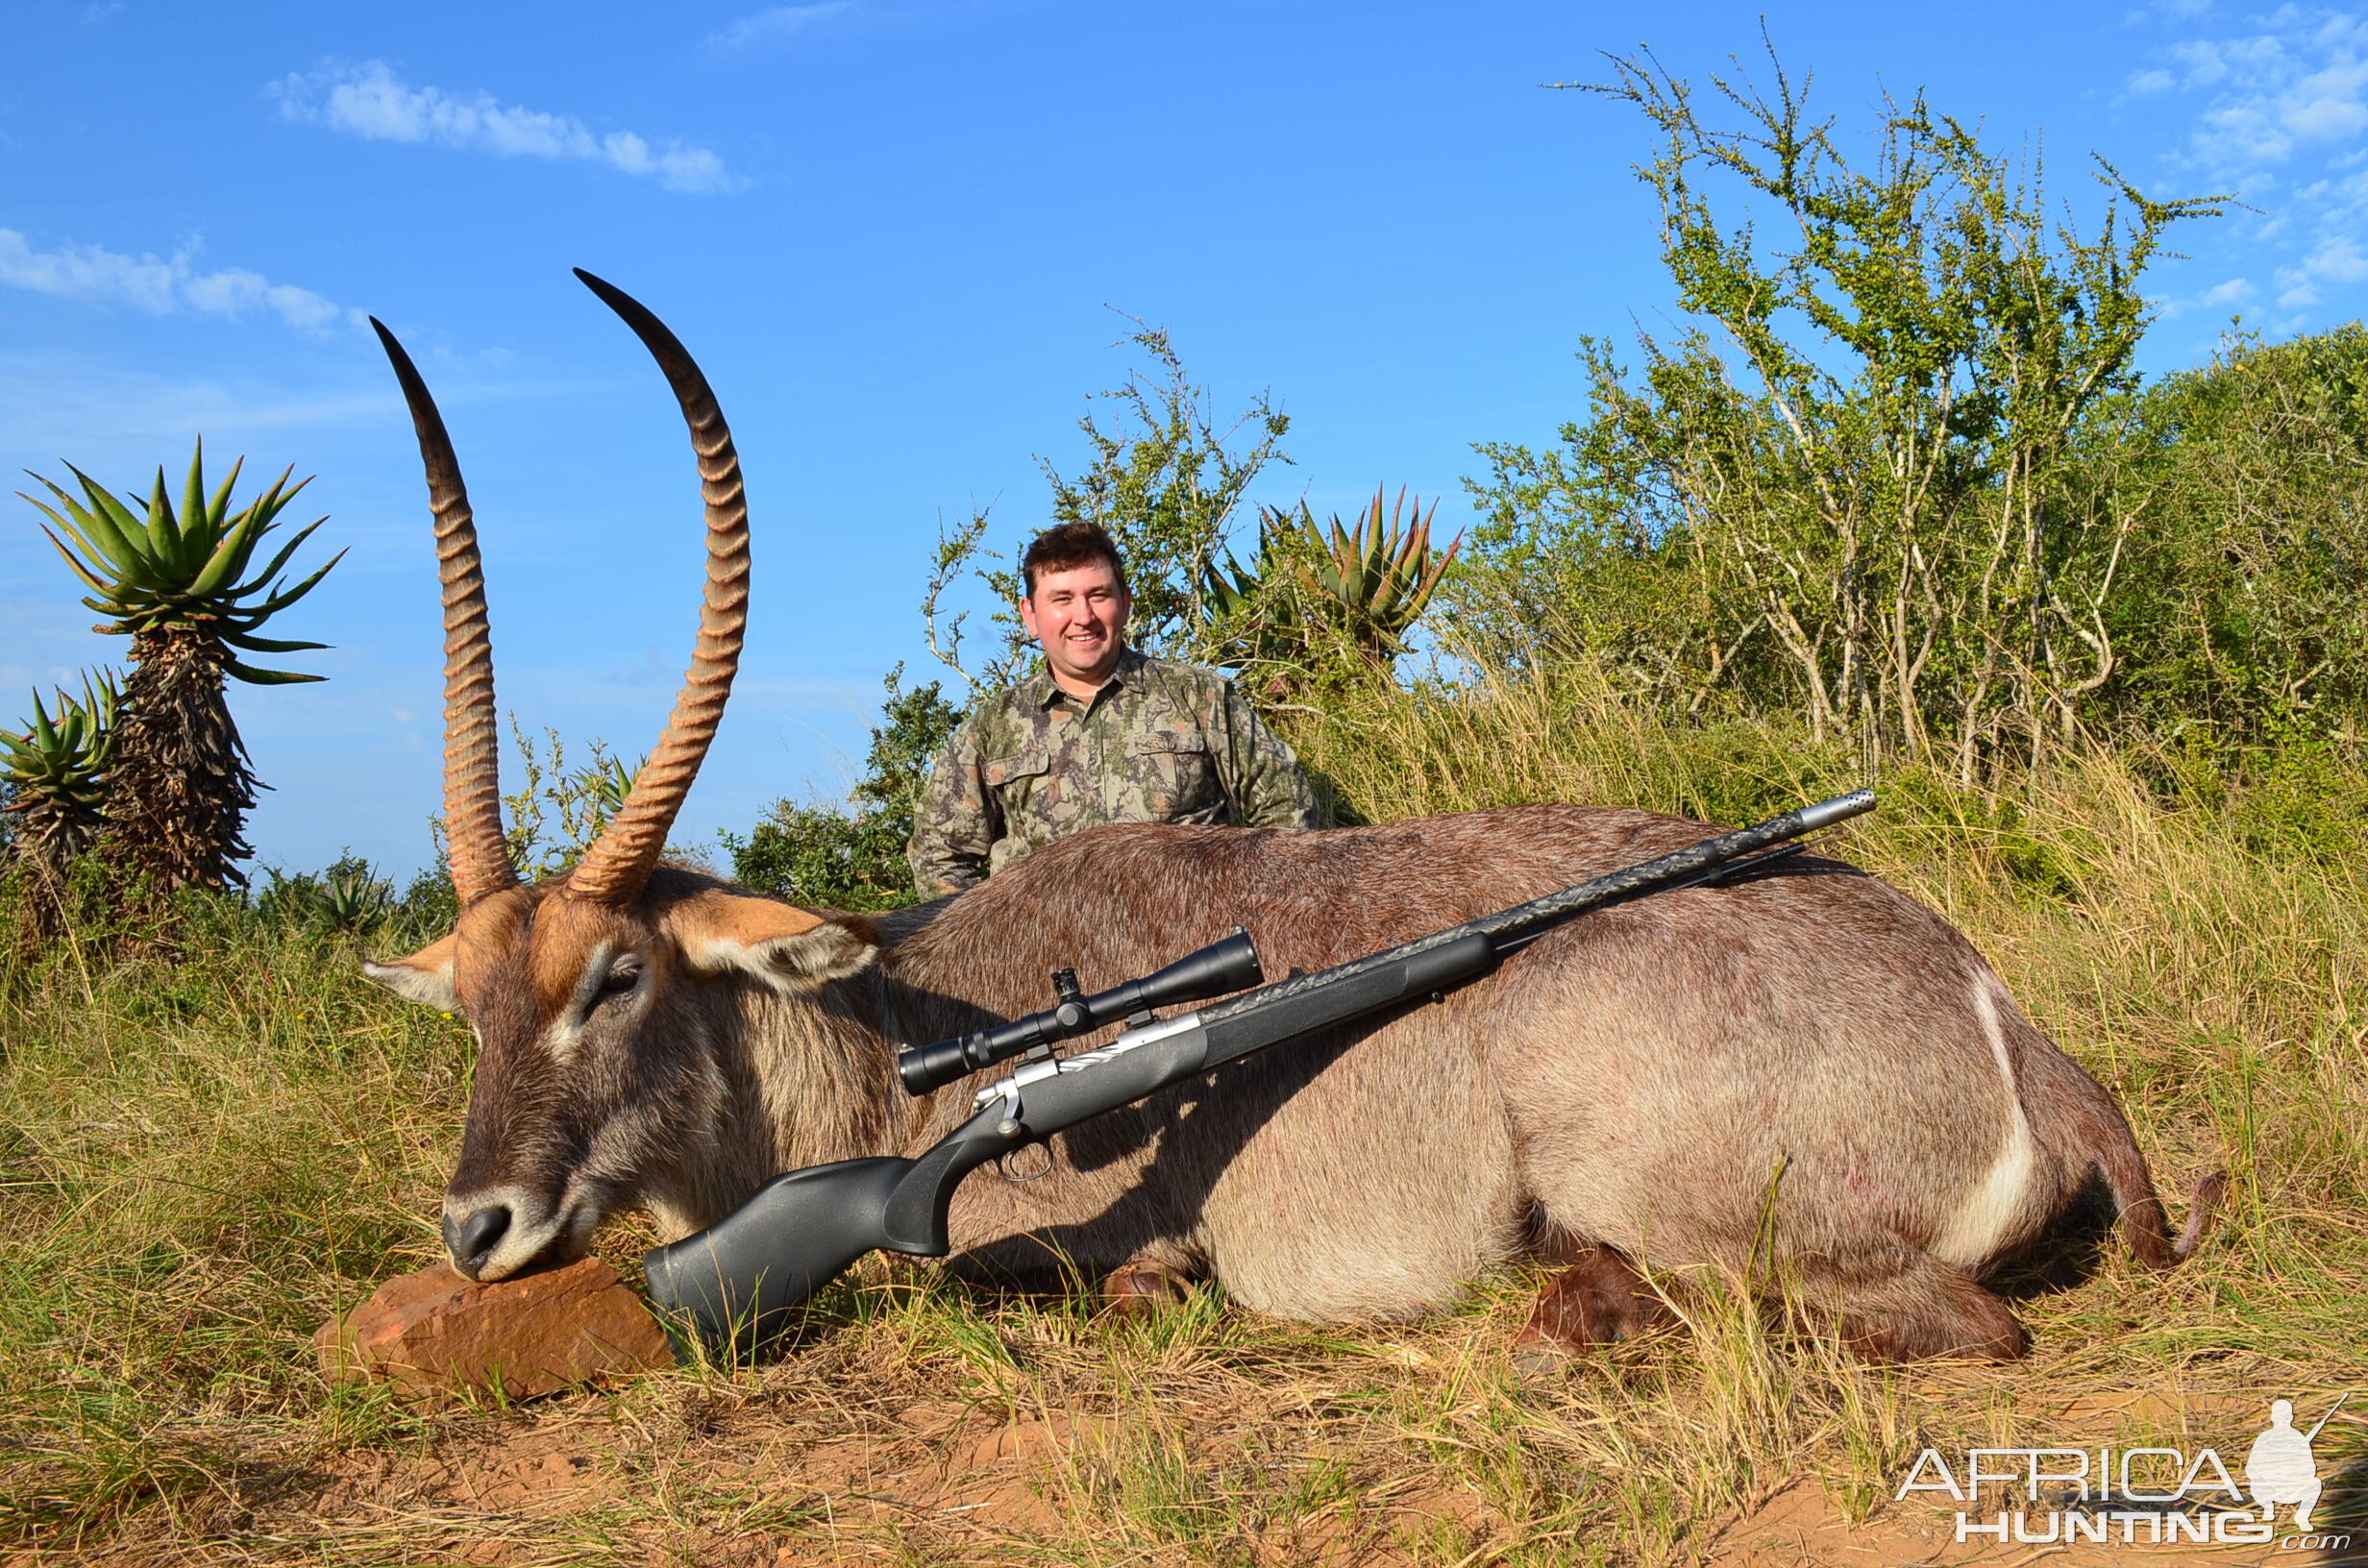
908 649 1321 896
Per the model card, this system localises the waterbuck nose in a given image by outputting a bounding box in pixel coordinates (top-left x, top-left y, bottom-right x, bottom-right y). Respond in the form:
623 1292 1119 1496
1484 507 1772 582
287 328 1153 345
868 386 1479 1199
444 1203 512 1279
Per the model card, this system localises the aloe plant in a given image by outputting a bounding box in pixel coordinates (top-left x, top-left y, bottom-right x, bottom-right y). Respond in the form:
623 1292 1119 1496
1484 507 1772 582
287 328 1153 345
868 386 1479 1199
1200 488 1462 685
1285 486 1462 654
1 670 120 878
256 854 395 935
19 440 342 894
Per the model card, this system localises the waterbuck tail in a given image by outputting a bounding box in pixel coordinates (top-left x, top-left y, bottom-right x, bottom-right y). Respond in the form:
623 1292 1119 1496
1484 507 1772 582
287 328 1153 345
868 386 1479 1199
2090 1103 2227 1270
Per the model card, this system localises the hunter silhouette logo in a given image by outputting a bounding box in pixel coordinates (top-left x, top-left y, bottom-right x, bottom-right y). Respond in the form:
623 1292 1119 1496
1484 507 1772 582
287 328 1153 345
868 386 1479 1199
2247 1394 2344 1531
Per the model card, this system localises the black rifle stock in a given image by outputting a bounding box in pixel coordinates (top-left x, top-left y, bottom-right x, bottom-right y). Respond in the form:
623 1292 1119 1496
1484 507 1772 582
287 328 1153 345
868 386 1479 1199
644 788 1875 1359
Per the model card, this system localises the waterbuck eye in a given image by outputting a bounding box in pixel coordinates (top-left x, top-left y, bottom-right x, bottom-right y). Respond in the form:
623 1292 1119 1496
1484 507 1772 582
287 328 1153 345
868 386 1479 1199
599 959 642 997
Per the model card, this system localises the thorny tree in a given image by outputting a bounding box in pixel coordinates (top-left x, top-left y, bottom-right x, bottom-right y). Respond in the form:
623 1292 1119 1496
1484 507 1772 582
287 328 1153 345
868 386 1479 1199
1464 40 2223 778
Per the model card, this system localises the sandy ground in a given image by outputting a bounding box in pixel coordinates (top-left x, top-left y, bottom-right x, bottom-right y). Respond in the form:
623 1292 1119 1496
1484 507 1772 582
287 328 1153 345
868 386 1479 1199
12 1380 2356 1568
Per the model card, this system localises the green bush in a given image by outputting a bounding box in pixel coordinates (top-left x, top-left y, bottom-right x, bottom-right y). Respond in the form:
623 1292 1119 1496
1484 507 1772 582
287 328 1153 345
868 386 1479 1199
724 668 961 910
2108 326 2368 747
1455 44 2224 779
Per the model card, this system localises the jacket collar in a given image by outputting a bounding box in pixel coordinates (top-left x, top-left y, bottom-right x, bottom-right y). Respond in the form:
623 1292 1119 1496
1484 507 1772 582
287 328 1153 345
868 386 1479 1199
1027 646 1147 710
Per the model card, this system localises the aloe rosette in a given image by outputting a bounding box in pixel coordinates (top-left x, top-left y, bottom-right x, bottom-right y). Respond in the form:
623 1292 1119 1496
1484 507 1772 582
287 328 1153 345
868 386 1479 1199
1 670 120 874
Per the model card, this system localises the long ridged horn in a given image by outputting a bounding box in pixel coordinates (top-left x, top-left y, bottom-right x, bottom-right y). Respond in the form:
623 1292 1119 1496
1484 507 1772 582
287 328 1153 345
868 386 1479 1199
372 318 519 908
564 269 750 905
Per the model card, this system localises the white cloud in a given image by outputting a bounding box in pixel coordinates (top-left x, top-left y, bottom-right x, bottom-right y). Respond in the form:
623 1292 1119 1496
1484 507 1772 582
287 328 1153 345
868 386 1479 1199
2272 231 2368 303
705 2 859 50
2134 6 2368 321
0 228 361 333
2158 273 2262 319
2306 232 2368 278
269 61 742 196
0 353 397 459
2151 15 2368 182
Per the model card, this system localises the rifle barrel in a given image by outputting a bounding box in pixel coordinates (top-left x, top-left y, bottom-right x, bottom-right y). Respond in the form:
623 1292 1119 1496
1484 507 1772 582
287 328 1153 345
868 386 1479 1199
1188 787 1875 1062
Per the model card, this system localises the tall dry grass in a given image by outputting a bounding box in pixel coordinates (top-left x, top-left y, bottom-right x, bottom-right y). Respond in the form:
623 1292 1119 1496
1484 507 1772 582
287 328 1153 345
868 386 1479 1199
1 664 2361 1563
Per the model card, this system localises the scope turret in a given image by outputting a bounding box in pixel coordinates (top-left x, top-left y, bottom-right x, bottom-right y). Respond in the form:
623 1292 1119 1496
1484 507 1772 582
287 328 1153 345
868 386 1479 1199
897 928 1263 1096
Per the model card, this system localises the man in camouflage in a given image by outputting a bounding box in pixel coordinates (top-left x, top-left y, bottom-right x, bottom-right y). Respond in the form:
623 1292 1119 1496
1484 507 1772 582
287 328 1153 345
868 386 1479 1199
909 522 1320 896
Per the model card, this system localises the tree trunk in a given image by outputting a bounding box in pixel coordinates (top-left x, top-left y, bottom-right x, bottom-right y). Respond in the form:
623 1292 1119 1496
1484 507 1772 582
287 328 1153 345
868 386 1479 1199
98 627 256 894
3 796 104 940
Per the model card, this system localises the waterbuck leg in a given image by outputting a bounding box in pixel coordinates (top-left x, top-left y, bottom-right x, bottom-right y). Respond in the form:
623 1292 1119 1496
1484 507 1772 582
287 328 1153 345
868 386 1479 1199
1512 1245 1672 1372
1100 1257 1194 1317
1819 1251 2029 1364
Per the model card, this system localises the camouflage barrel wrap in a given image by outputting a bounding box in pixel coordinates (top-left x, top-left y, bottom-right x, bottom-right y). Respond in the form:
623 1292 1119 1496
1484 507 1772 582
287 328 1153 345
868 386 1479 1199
909 649 1320 896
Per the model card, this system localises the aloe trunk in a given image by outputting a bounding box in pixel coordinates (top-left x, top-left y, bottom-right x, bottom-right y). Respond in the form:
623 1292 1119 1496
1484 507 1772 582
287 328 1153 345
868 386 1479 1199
101 628 258 893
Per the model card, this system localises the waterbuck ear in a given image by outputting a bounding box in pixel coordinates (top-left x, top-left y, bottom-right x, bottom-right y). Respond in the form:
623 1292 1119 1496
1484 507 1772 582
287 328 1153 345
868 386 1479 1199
667 890 878 991
362 932 459 1012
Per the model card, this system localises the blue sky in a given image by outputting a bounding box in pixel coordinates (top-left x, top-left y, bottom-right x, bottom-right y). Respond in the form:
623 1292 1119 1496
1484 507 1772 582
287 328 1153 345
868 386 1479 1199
7 0 2366 877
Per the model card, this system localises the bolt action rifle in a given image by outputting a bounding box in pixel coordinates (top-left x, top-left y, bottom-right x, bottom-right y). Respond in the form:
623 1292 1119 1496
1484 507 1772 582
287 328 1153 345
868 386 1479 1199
645 789 1877 1360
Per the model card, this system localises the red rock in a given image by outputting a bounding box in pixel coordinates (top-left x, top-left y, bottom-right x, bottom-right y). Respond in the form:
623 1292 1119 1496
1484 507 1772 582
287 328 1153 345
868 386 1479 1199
316 1256 672 1405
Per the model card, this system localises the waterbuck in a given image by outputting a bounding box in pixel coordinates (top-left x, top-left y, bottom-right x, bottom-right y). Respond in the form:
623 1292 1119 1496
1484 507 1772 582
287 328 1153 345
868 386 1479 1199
361 274 2219 1364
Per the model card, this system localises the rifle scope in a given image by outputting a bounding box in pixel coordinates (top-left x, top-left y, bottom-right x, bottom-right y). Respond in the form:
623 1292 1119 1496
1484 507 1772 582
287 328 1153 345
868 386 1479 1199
897 928 1263 1096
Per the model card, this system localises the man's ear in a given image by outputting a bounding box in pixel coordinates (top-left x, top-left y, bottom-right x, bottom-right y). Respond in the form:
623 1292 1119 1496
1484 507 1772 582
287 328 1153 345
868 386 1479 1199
362 932 459 1012
666 890 878 991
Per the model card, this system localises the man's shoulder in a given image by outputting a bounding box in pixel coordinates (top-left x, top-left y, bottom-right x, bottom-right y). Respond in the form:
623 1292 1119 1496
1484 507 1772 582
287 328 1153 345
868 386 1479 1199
952 681 1038 753
1125 652 1240 700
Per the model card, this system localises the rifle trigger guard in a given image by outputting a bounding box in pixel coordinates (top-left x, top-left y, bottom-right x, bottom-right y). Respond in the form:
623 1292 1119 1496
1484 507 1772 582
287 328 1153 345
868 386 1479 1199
997 1142 1052 1182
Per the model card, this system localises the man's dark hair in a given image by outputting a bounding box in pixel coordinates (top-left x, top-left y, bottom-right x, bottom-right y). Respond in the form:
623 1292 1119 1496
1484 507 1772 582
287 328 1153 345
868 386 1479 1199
1021 522 1129 598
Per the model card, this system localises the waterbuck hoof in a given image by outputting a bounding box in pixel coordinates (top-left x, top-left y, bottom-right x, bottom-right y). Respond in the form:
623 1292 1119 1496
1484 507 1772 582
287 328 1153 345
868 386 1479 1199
1100 1260 1193 1317
1519 1245 1672 1356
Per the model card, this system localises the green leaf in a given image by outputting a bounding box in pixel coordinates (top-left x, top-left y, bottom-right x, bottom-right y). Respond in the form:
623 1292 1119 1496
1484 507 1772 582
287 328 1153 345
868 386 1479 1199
258 465 308 515
220 629 329 653
247 548 347 615
26 476 138 574
181 439 210 551
63 465 151 561
224 518 325 599
223 659 325 685
27 506 110 576
39 527 116 598
185 505 264 597
224 466 303 546
141 467 185 569
206 454 249 533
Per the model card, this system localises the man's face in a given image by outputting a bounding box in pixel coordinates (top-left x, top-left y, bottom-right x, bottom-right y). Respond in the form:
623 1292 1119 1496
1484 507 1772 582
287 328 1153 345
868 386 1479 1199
1021 558 1131 690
